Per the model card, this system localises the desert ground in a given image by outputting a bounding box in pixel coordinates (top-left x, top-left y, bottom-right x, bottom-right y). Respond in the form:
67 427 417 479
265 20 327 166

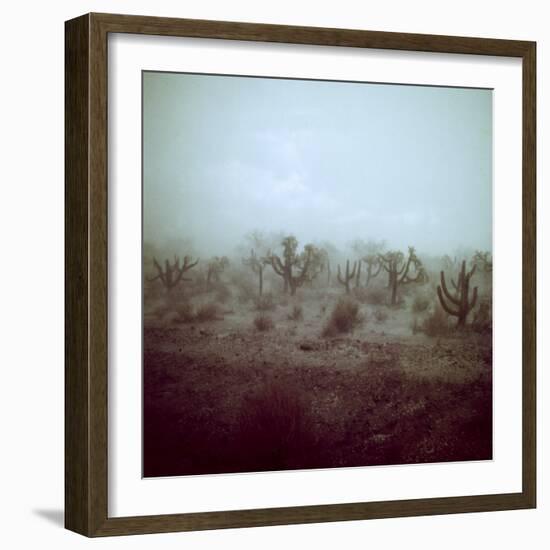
143 256 492 477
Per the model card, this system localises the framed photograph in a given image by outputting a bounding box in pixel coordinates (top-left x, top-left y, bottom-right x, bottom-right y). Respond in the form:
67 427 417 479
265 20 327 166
65 13 536 537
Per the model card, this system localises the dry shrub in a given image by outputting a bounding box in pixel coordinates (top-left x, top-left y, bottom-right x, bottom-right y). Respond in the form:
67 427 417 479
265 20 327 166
152 301 171 320
254 292 276 311
235 378 317 470
214 282 232 304
411 293 431 313
351 287 369 304
420 305 450 337
234 277 257 304
278 296 289 307
322 298 363 337
288 304 303 321
174 301 195 323
373 308 388 323
472 298 492 335
195 303 221 322
254 313 274 331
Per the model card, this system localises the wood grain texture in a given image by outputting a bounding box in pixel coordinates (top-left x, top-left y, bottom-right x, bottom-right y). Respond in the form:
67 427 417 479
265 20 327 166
65 14 90 535
64 12 537 537
521 42 537 508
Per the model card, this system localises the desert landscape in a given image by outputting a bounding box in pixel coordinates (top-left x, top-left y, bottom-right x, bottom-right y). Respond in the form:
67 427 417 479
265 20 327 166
143 238 493 477
141 71 493 477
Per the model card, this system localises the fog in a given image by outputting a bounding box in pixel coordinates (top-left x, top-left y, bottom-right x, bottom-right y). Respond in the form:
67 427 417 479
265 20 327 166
143 71 492 258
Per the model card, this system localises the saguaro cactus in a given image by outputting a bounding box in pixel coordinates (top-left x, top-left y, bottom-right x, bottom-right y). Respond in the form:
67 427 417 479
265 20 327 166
437 260 478 327
148 255 199 293
337 260 357 294
355 260 362 288
243 249 267 296
378 246 426 306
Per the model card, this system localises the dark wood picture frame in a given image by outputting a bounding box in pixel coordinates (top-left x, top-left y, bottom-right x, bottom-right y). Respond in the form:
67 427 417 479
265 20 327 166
65 12 536 537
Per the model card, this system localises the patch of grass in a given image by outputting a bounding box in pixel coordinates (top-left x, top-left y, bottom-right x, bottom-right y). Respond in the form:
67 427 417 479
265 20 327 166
287 304 303 321
322 298 363 337
254 313 274 331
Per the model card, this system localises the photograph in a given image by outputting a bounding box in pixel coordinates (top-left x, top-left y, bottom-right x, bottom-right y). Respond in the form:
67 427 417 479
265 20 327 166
142 70 494 478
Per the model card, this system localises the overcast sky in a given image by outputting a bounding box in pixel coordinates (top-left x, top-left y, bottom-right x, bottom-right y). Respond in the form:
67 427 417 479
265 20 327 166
143 71 492 257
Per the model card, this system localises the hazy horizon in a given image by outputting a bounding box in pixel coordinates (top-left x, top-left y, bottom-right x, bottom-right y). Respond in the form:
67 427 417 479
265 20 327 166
143 71 492 258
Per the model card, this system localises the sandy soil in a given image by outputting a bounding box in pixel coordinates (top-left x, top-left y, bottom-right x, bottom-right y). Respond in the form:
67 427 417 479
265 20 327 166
143 287 492 477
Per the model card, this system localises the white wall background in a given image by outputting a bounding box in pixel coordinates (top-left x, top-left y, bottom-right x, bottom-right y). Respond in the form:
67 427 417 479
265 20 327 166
0 0 546 547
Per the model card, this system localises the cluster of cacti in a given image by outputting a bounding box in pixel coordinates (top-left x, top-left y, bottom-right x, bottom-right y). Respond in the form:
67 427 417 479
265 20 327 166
337 254 384 294
242 249 267 296
377 246 427 305
206 256 229 290
266 236 324 296
336 260 357 294
437 260 478 327
148 255 199 292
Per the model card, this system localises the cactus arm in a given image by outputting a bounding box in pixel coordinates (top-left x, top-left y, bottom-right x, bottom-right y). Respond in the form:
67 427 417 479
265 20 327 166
440 271 461 306
468 286 479 311
349 261 357 280
437 286 460 316
337 264 346 285
294 250 313 287
182 257 199 272
269 255 285 277
397 255 413 283
468 263 477 279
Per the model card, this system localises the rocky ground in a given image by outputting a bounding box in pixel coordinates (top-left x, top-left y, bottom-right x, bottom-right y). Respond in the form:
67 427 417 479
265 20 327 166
143 289 492 477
